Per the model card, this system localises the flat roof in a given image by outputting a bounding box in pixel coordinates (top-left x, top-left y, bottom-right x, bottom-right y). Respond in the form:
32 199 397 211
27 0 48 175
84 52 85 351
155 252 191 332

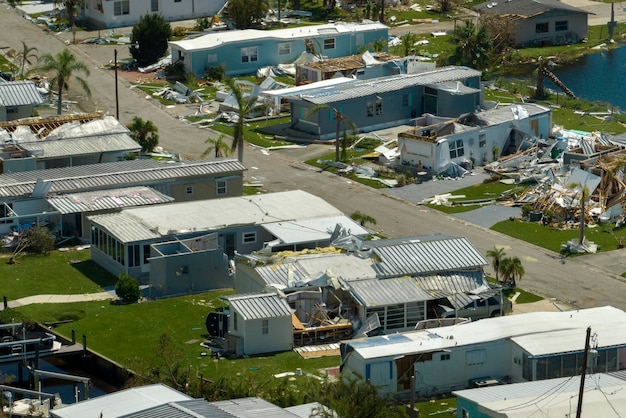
51 384 191 418
89 190 346 243
170 22 388 52
345 306 626 360
261 215 369 246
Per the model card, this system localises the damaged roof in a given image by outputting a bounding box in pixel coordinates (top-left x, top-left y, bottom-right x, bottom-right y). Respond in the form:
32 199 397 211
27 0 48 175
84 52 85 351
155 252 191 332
301 52 398 72
18 133 141 158
0 112 103 138
47 186 174 214
473 0 592 18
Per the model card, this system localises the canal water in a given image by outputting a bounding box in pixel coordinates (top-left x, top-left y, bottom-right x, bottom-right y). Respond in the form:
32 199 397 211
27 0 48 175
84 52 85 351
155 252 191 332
503 43 626 110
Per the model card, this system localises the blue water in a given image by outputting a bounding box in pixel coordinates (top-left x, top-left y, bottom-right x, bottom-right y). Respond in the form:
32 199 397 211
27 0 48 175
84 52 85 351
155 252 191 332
545 45 626 110
506 44 626 110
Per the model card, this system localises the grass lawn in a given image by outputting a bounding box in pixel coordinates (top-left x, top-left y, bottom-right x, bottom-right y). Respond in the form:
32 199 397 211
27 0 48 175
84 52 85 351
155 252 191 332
0 249 116 300
210 117 293 149
491 219 626 253
5 290 340 396
426 181 526 214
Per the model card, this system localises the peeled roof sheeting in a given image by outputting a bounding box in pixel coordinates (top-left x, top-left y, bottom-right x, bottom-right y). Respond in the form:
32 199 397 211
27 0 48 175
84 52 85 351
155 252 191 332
372 236 488 277
416 271 484 294
0 80 43 107
47 186 174 214
0 158 246 198
19 133 140 158
224 294 292 320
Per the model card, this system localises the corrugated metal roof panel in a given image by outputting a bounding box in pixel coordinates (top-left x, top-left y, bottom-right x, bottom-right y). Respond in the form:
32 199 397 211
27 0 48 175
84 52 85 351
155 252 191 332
0 158 246 197
0 80 43 107
371 235 487 277
88 212 160 243
224 293 292 320
347 276 434 306
416 271 484 294
211 397 299 418
19 133 141 158
47 186 174 214
121 400 237 418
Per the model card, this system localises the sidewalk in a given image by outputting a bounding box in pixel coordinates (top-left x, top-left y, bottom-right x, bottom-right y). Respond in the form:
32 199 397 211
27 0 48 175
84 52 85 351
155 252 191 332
1 291 116 311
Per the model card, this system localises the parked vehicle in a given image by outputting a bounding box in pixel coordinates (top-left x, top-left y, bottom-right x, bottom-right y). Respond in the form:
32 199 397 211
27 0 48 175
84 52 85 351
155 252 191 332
437 295 512 320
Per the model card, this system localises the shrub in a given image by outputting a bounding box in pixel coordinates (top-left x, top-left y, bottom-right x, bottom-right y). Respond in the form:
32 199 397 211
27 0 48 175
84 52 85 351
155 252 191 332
396 174 407 186
205 65 225 82
26 226 54 254
115 273 140 303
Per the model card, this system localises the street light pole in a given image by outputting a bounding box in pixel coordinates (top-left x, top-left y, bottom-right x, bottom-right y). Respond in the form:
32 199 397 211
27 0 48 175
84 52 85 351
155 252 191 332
114 48 119 120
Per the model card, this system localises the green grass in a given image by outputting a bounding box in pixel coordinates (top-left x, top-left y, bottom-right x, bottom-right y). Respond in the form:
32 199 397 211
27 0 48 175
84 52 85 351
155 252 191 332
6 290 339 394
491 219 626 253
0 249 116 300
211 117 293 149
413 396 456 416
427 181 527 214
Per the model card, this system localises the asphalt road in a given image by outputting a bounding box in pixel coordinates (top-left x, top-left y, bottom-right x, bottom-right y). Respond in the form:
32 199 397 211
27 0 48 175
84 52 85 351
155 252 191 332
3 3 626 310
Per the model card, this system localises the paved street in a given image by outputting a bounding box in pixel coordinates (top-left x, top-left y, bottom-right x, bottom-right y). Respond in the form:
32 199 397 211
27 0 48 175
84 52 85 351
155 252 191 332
2 2 626 310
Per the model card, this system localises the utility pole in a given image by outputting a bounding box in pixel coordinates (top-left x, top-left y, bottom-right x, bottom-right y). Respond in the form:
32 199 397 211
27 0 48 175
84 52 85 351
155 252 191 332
114 49 119 120
608 1 616 40
575 326 591 418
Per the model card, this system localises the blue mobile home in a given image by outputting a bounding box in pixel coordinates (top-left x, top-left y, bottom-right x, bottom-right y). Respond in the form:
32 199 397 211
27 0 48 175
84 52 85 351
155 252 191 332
285 66 482 141
169 22 389 77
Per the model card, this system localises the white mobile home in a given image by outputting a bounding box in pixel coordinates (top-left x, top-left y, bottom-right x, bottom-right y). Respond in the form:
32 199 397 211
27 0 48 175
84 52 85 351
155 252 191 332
340 306 626 397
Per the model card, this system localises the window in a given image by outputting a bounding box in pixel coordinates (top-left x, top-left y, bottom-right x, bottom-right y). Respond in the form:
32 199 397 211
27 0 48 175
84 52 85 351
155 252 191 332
233 312 238 331
262 319 269 335
479 133 486 148
466 349 486 366
536 22 548 33
143 244 151 264
440 353 450 361
241 46 258 63
174 0 181 2
128 244 141 267
6 107 17 114
113 0 129 15
216 179 227 195
185 186 193 196
278 42 291 55
366 98 383 117
242 231 257 244
555 21 568 31
323 38 335 50
449 139 464 158
402 93 412 107
151 0 158 11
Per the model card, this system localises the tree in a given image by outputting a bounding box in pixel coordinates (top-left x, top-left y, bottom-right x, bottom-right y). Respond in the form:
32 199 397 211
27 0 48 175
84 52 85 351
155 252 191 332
15 41 38 79
201 133 232 158
400 32 418 57
351 211 377 228
115 273 140 303
38 49 91 115
127 116 159 153
480 14 515 57
307 105 357 163
369 37 387 53
130 14 172 67
225 77 265 162
499 256 525 288
379 0 385 24
8 226 55 264
450 20 491 69
226 0 269 29
54 0 85 34
486 246 506 282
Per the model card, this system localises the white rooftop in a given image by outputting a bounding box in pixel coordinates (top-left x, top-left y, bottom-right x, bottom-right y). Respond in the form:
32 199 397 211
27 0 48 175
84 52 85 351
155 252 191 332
170 21 388 52
50 384 191 418
346 306 626 360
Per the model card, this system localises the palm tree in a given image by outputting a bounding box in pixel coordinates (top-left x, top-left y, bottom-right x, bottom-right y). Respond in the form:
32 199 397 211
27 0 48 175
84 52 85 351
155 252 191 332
15 41 38 79
307 104 357 162
38 49 90 115
54 0 85 36
127 116 159 153
486 246 506 283
568 182 590 246
351 211 377 228
401 33 418 57
225 77 265 163
499 256 525 288
201 133 232 158
450 20 491 69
